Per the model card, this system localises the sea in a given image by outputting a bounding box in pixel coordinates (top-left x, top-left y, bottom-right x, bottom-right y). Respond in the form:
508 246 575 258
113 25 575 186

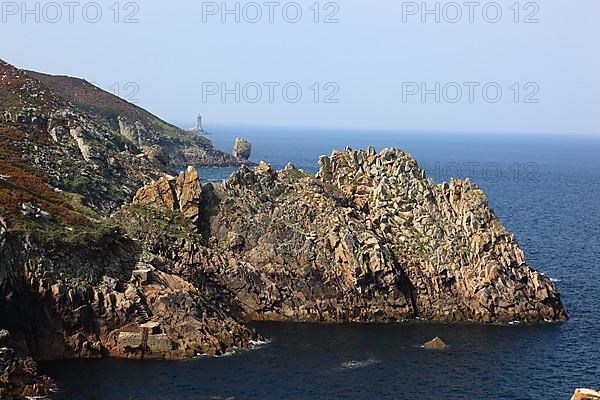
42 126 600 400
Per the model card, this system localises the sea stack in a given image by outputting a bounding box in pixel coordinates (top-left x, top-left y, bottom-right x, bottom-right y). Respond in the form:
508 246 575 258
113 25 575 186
233 138 252 160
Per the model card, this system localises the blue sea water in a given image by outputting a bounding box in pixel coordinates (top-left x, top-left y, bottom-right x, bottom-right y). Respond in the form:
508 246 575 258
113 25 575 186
43 127 600 400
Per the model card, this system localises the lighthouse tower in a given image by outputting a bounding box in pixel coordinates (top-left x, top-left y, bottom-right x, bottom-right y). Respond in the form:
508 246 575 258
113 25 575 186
196 115 204 133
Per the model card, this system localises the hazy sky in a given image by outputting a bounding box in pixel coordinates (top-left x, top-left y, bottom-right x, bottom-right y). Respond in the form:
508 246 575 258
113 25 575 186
1 0 599 135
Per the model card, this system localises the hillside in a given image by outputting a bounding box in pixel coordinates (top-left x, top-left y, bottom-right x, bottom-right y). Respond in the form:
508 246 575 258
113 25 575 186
26 70 237 168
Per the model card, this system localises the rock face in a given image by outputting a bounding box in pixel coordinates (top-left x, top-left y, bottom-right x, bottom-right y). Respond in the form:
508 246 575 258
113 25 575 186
232 138 252 160
125 147 566 325
0 234 258 361
134 166 202 223
200 147 567 323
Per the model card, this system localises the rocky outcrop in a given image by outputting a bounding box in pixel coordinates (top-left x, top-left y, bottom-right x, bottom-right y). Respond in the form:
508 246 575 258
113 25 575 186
0 331 53 398
0 345 54 399
0 223 258 362
203 147 566 323
129 147 566 324
572 389 600 400
232 138 252 161
133 166 202 223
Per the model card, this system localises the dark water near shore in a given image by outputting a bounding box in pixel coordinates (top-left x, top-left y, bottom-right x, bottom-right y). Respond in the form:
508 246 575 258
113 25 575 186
43 127 600 399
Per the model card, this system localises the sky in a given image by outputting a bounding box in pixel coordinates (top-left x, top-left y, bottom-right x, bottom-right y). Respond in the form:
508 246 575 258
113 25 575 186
1 0 599 135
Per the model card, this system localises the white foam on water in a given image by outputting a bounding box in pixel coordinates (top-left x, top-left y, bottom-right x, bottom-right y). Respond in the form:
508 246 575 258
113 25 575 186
250 339 272 349
339 358 380 370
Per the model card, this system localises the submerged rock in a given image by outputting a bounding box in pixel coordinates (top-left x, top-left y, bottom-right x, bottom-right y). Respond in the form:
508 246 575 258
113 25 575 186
424 337 448 350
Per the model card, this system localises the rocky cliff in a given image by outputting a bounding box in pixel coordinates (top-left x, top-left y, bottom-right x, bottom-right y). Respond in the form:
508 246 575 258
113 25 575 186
123 147 565 323
0 60 257 397
1 60 567 398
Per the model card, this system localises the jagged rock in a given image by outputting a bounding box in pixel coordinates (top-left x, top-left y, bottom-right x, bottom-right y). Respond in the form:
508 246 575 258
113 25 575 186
0 217 6 249
572 389 600 400
232 138 252 160
175 166 202 221
133 177 177 211
0 347 54 399
424 337 448 350
134 166 202 223
202 147 567 324
49 125 69 143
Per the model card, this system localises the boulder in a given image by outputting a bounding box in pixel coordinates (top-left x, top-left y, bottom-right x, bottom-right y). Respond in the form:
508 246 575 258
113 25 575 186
140 321 162 334
232 138 252 160
424 337 448 350
117 331 143 349
20 203 53 220
572 389 600 400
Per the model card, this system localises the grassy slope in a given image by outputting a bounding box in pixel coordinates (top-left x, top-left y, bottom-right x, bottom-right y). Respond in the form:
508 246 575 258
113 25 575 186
25 70 234 165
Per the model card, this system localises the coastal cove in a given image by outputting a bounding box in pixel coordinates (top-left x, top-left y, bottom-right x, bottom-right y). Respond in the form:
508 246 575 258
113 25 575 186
42 321 592 400
42 129 600 400
0 61 597 399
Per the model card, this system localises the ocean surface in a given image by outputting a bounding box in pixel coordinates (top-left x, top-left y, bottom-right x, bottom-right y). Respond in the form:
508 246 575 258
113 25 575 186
42 127 600 400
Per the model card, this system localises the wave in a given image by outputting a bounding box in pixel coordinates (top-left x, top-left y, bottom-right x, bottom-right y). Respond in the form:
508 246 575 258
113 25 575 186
250 339 272 349
339 358 380 370
196 339 272 358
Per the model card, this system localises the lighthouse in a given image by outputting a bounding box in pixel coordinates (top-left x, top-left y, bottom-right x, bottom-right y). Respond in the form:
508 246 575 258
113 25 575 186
188 114 209 135
196 114 204 132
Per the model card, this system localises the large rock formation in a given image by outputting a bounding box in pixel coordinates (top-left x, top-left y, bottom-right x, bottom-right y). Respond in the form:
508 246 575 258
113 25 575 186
188 147 566 323
125 148 566 324
232 138 252 161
